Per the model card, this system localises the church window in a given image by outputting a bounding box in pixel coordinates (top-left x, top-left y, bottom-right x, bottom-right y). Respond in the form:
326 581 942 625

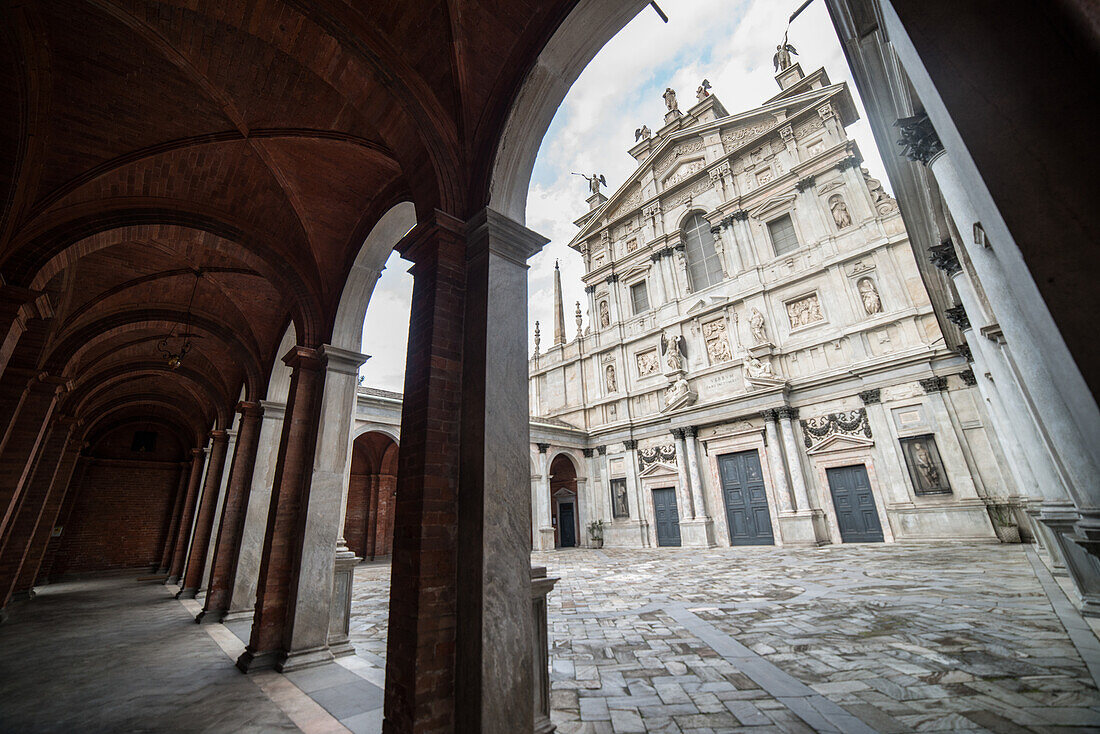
630 281 650 314
767 214 800 256
681 214 723 290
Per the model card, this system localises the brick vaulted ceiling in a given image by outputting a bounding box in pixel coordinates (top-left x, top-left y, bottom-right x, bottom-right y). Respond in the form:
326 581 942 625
0 0 578 442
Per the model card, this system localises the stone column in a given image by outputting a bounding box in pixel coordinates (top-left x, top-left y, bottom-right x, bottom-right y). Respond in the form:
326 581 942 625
583 448 602 523
237 347 325 673
918 378 980 499
622 440 648 547
167 448 207 585
287 344 367 663
199 401 264 622
9 433 83 598
0 373 67 541
0 415 79 607
179 430 230 598
683 427 709 520
777 408 812 512
531 566 558 734
671 429 694 517
761 410 792 513
857 390 912 505
732 213 757 269
158 465 191 573
224 399 286 621
533 445 554 550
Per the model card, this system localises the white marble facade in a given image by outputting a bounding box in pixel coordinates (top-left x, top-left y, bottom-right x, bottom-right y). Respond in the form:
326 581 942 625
527 65 1013 551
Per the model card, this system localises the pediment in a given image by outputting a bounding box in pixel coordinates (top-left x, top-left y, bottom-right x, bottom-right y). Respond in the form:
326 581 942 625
621 262 651 281
661 156 706 189
805 433 875 455
686 296 728 315
639 461 678 478
750 193 797 219
817 178 846 194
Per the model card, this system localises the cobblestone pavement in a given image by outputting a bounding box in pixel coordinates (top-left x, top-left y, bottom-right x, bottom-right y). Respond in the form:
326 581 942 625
348 544 1100 733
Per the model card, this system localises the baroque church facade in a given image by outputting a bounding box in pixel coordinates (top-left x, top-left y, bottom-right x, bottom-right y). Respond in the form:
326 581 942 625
527 63 1017 551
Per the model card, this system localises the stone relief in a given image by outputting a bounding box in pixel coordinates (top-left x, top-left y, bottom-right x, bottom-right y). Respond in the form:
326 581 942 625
702 319 732 363
605 363 617 392
663 159 705 188
786 294 824 329
626 238 638 253
665 177 713 209
664 376 693 409
794 117 824 139
599 300 610 327
755 168 773 186
858 277 882 315
749 307 769 344
862 167 898 215
745 356 775 379
828 194 852 229
636 349 660 377
608 187 642 219
721 122 773 153
655 139 705 176
800 408 872 449
638 444 677 471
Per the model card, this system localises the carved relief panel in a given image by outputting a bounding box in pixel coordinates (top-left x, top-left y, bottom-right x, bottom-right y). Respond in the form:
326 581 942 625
786 293 824 330
635 348 660 377
702 319 733 364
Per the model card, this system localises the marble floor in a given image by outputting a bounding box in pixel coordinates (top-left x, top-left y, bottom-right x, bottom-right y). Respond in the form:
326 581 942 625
2 544 1098 733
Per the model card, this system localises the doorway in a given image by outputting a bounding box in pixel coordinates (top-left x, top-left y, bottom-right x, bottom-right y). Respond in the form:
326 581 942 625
558 501 576 547
718 450 775 546
652 488 681 547
826 464 884 543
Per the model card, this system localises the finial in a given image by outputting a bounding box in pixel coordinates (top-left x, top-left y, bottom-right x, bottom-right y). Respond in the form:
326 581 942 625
533 320 541 356
575 301 583 339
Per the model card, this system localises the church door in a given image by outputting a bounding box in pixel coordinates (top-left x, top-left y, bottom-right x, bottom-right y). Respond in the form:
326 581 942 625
558 501 576 548
652 488 681 547
826 464 884 543
719 450 774 545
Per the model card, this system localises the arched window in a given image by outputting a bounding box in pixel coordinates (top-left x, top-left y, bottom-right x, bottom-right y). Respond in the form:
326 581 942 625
681 214 723 290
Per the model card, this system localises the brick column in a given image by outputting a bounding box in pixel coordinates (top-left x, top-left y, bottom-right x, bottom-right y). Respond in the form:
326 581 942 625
158 465 192 573
167 448 207 584
179 430 230 598
0 373 68 541
383 211 467 733
0 285 43 381
199 402 263 622
29 453 87 588
0 415 80 607
237 347 325 672
9 433 84 599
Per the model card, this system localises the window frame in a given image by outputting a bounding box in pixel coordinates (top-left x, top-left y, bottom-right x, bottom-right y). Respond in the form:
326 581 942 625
766 213 800 257
630 280 650 314
681 213 724 290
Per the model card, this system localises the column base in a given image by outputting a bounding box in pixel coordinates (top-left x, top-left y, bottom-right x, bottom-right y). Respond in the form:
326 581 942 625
10 589 34 602
236 647 281 673
195 609 225 625
535 527 556 551
329 641 356 658
679 518 716 548
276 645 336 673
165 575 180 585
221 608 255 623
176 587 198 599
534 715 557 734
1040 512 1100 618
327 545 359 657
777 511 825 546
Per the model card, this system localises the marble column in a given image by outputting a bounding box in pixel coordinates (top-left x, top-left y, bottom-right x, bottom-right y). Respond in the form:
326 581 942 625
237 346 325 673
857 390 912 505
223 399 285 621
622 440 648 547
199 401 264 622
670 429 694 517
761 410 793 513
683 427 709 520
777 408 812 512
583 448 602 523
179 430 230 598
167 448 206 585
533 446 554 550
158 465 191 573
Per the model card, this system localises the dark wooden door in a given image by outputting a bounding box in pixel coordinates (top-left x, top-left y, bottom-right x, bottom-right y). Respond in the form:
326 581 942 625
718 450 774 545
652 488 681 547
558 501 576 547
826 464 884 543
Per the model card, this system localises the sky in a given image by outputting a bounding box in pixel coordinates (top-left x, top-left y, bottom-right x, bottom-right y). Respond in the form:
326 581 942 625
358 0 892 392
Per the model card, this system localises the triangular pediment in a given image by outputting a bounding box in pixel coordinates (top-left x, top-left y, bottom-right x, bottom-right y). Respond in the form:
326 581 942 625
639 461 678 478
805 433 875 455
750 193 797 219
620 262 651 281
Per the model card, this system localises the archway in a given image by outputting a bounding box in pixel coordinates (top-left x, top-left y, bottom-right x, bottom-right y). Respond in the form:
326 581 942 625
344 431 400 560
549 453 581 548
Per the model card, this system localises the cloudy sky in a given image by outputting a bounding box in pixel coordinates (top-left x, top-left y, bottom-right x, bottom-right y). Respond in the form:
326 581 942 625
358 0 892 391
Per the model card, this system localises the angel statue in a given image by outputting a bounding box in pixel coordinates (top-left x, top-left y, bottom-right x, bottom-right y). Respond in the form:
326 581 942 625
773 41 798 72
696 79 712 101
634 125 652 142
573 172 607 196
661 332 687 372
663 87 679 113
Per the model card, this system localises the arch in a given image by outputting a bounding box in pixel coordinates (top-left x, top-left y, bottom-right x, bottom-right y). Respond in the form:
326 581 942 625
344 430 400 561
63 364 229 427
329 201 417 350
352 422 401 444
548 452 582 549
265 323 298 405
488 0 648 223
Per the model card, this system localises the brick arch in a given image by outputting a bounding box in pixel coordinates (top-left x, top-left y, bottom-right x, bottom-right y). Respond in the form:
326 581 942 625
80 399 209 450
344 430 399 560
81 415 194 461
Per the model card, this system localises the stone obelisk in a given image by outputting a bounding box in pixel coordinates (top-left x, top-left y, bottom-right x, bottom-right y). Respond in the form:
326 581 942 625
552 260 566 346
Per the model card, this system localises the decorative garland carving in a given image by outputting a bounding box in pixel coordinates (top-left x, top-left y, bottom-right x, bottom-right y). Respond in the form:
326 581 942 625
721 122 774 153
800 408 872 449
638 444 677 472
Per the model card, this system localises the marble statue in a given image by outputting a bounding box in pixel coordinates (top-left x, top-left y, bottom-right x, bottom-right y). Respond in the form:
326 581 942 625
663 87 679 112
599 300 610 328
862 167 897 214
634 125 651 142
914 442 941 487
605 363 617 393
749 308 768 344
696 79 711 101
665 376 690 406
577 172 606 196
745 356 775 379
858 278 882 315
613 482 629 517
829 194 851 229
773 42 798 72
663 333 684 371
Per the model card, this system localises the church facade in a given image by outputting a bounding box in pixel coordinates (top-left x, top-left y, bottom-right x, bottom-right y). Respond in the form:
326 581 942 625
527 64 1019 551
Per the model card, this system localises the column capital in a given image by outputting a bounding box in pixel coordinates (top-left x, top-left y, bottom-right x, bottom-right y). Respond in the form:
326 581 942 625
777 407 799 421
920 376 949 393
582 448 594 458
683 426 698 438
760 408 779 422
596 445 607 456
858 388 882 405
209 429 229 443
236 401 264 417
190 447 204 458
945 305 970 331
895 113 945 166
29 372 71 394
929 239 962 276
466 207 549 266
670 427 685 439
282 345 323 371
623 439 637 450
536 442 550 454
318 344 370 375
396 209 466 265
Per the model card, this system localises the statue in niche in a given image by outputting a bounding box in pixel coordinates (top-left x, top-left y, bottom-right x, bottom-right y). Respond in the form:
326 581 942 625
663 87 679 112
773 41 798 72
613 481 629 518
914 442 941 487
749 307 769 344
745 356 776 379
858 278 882 315
662 333 686 372
829 194 852 229
674 248 690 288
599 300 611 328
605 363 617 393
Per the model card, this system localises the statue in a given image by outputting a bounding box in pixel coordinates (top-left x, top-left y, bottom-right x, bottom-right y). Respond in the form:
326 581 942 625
859 278 882 315
745 356 775 379
829 194 851 229
773 41 798 72
573 172 607 196
662 87 679 113
862 167 896 214
914 441 941 487
634 125 651 142
662 333 685 371
749 308 768 344
696 79 711 101
599 300 611 328
665 376 690 406
613 481 629 518
605 363 617 393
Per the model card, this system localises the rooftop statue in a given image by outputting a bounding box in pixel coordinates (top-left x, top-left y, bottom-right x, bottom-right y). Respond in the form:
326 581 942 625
696 79 712 101
773 41 798 72
634 125 652 142
573 171 607 196
663 87 679 112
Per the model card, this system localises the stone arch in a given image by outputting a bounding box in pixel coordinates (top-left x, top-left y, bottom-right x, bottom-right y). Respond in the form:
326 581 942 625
548 451 585 549
344 430 400 560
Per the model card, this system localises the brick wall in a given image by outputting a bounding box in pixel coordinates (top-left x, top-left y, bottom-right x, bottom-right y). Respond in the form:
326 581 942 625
344 473 369 557
50 459 182 575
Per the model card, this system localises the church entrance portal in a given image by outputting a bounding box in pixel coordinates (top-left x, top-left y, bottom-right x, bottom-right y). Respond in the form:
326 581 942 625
826 465 884 543
719 450 775 546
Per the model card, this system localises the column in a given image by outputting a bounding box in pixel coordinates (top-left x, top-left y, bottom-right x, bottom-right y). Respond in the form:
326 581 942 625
9 433 83 599
237 346 325 673
761 410 793 513
224 399 286 621
777 408 812 512
622 440 647 547
671 429 694 518
167 448 206 585
28 453 87 589
179 430 230 598
287 344 367 666
857 390 912 505
533 445 554 550
0 373 67 540
200 428 236 592
158 466 191 573
0 415 79 607
683 427 709 520
199 401 264 622
583 449 603 524
0 285 42 380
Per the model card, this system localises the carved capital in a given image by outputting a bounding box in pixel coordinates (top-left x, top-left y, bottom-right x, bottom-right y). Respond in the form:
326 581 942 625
584 284 597 294
623 439 637 450
960 369 977 386
684 426 698 438
858 388 882 405
730 209 749 222
836 154 862 171
605 273 619 284
536 442 550 454
928 239 962 276
957 343 973 362
816 102 835 120
779 124 794 141
777 406 799 421
596 445 607 456
895 113 944 166
945 305 970 331
794 175 815 193
920 376 948 393
760 408 779 422
670 427 685 439
582 448 594 458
